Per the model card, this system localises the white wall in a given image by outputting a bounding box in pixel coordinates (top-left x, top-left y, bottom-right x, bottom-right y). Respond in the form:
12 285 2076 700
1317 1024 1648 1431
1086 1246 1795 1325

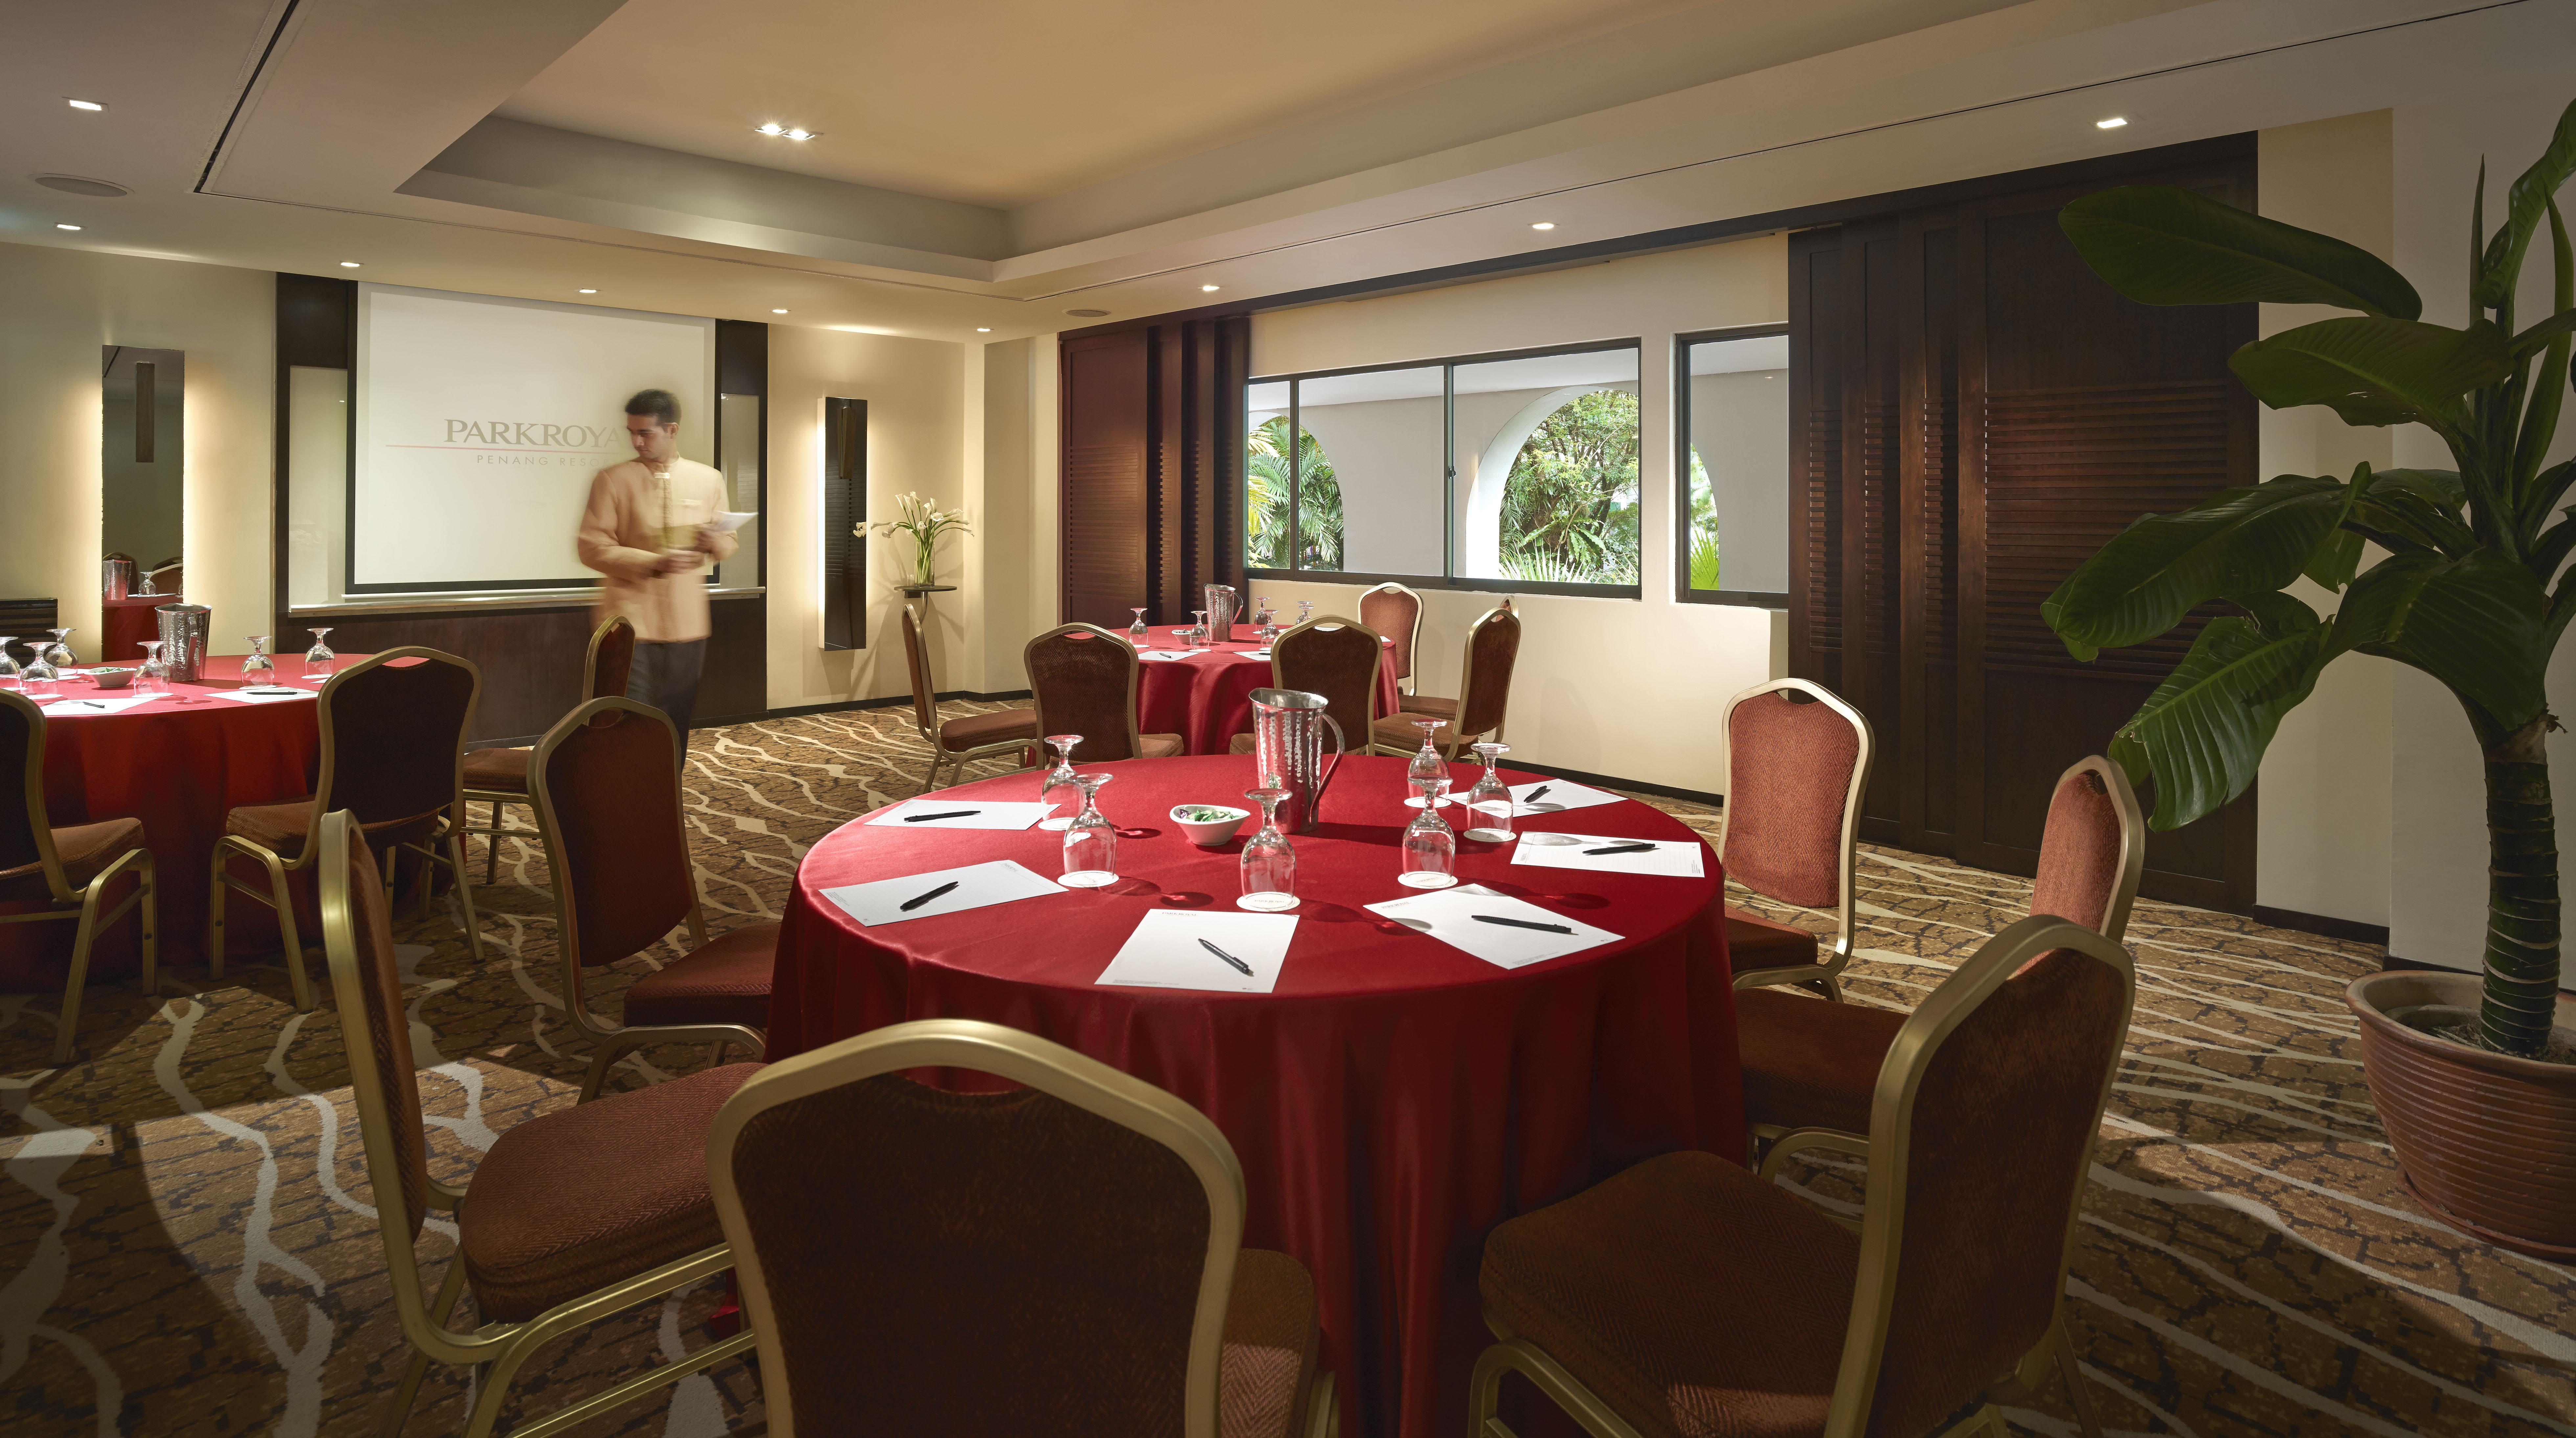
1292 396 1446 576
1248 237 1790 796
1688 370 1790 594
0 243 273 650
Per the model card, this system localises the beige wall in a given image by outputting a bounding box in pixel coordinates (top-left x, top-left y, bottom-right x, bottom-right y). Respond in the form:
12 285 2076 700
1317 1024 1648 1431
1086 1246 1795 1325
0 243 273 650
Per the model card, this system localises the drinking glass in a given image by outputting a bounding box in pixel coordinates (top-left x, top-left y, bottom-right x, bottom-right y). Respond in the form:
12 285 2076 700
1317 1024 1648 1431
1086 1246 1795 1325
1296 599 1313 625
1129 607 1149 639
1060 773 1118 888
1399 778 1459 888
41 628 75 670
1466 742 1515 842
302 627 335 681
1405 719 1451 808
137 640 168 697
242 636 275 680
1237 786 1298 911
1038 734 1084 830
20 641 56 698
1187 609 1210 647
0 639 19 690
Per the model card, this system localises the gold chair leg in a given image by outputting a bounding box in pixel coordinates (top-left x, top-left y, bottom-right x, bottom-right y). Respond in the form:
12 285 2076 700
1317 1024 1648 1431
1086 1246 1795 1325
50 884 108 1065
921 749 945 794
263 849 313 1014
381 1257 470 1438
2053 1314 2104 1438
446 832 486 964
579 1036 633 1103
484 801 500 885
137 854 158 1000
205 841 229 983
1468 1343 1520 1438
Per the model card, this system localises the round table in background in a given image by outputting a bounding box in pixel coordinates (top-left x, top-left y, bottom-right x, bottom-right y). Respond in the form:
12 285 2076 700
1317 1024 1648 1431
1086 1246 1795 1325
768 754 1742 1438
1133 628 1403 754
101 595 175 662
0 658 356 992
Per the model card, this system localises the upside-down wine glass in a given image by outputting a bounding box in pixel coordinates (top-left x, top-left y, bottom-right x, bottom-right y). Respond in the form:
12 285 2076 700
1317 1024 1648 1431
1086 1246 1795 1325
1238 784 1298 911
1398 777 1458 888
1059 773 1118 888
41 628 75 670
302 627 335 682
1038 734 1084 830
0 639 20 690
241 636 275 680
1187 609 1210 647
1129 607 1150 640
1405 719 1450 808
1465 741 1515 843
137 640 168 698
19 638 56 698
1296 599 1313 626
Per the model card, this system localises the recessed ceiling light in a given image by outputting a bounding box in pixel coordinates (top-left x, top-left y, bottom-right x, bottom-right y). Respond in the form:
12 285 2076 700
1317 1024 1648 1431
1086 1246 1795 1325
1200 284 1220 292
1530 221 1556 231
55 223 81 231
2096 117 2128 129
579 288 597 294
784 129 815 142
340 260 361 268
66 99 104 112
772 308 788 314
34 174 128 197
976 327 992 332
757 123 784 135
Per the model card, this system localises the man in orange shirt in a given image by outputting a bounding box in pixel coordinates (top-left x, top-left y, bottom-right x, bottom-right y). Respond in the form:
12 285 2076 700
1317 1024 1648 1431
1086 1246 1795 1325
576 389 737 749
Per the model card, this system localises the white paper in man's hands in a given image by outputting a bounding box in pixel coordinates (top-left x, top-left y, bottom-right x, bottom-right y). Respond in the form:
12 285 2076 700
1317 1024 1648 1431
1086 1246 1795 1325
710 510 757 535
820 859 1064 926
866 800 1057 831
1509 778 1623 815
1511 831 1707 878
1364 884 1618 969
1096 909 1294 993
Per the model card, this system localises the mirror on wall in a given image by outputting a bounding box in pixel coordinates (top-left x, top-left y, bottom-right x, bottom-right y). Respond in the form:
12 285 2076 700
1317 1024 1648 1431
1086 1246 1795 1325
102 346 184 598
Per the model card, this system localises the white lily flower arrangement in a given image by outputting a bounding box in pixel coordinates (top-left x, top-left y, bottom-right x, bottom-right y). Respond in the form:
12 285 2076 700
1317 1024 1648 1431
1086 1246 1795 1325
867 491 972 587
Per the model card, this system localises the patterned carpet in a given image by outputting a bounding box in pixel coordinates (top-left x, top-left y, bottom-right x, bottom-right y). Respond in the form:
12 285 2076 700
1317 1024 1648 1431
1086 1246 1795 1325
1 703 2569 1437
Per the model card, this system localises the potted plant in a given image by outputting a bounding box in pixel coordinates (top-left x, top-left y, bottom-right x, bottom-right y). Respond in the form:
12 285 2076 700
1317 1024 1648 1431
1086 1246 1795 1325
869 491 971 588
2045 96 2576 1258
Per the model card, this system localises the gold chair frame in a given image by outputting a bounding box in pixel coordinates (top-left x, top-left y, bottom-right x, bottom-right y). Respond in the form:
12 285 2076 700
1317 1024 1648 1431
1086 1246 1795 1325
1470 915 2133 1438
0 690 157 1064
708 1015 1335 1438
313 809 753 1438
1357 581 1423 696
460 614 633 884
1244 615 1386 747
1372 601 1516 759
1024 621 1155 761
527 696 767 1101
904 603 1037 791
208 646 486 1013
1719 678 1874 1000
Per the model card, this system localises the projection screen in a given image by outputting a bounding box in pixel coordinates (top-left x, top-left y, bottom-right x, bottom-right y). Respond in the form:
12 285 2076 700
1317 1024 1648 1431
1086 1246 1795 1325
351 284 715 593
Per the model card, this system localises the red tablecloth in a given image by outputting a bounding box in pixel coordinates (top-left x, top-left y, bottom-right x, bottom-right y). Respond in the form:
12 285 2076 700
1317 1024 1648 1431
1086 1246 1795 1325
101 595 176 662
1134 628 1403 755
0 658 357 991
769 754 1742 1438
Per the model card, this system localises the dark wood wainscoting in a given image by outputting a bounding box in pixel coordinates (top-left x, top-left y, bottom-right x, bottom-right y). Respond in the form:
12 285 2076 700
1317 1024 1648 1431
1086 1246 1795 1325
1058 317 1249 629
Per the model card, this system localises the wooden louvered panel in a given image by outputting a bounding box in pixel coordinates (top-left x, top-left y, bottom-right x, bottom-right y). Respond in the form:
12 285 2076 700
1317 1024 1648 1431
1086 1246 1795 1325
1855 399 1901 660
1802 406 1844 653
1982 381 2233 678
1919 393 1958 663
1062 441 1147 627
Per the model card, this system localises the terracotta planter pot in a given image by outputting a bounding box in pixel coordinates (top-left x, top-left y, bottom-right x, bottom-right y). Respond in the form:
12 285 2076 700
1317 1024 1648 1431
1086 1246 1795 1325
2347 971 2576 1262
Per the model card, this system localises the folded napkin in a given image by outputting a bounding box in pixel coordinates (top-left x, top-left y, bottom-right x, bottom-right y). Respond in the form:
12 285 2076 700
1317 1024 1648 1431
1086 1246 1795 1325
1096 909 1294 993
1510 831 1707 878
1364 884 1617 969
819 859 1065 926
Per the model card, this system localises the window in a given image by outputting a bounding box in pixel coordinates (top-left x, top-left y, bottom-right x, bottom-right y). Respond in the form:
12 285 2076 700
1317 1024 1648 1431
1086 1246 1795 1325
1675 327 1789 606
1243 342 1641 596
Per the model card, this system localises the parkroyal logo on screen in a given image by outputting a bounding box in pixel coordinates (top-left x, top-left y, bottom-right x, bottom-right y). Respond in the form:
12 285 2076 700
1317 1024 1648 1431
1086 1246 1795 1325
426 419 628 467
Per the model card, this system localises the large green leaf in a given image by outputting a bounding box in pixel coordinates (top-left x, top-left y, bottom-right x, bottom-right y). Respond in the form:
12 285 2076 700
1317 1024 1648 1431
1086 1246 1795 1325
2229 317 2509 433
2043 475 2344 655
2061 185 2421 318
2328 550 2551 731
2475 95 2576 310
2113 599 2330 830
2300 462 2371 592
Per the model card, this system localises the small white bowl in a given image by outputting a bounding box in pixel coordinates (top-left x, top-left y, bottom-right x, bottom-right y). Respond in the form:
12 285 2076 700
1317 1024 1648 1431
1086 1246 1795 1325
1171 804 1250 846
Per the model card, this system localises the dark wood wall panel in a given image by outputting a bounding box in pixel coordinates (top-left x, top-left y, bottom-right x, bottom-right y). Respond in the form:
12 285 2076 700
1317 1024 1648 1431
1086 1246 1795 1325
1788 232 1844 693
1059 318 1248 629
1060 331 1153 629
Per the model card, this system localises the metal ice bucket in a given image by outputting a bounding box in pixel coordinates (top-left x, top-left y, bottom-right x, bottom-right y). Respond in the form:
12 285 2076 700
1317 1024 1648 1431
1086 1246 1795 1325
156 603 210 682
103 557 134 601
1249 687 1344 834
1204 584 1240 644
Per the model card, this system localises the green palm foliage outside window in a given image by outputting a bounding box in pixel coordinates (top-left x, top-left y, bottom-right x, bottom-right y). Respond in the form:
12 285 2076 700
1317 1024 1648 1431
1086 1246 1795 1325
1498 390 1641 585
1245 416 1344 571
1686 448 1721 589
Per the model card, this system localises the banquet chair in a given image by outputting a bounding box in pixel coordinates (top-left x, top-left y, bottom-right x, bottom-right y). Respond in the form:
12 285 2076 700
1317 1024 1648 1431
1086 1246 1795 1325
531 697 775 1100
1226 616 1384 756
1025 622 1185 762
905 603 1038 791
1738 756 2145 1172
313 808 758 1438
0 691 156 1064
459 613 635 883
1717 679 1873 1001
210 646 484 1013
1469 915 2134 1438
1368 601 1519 759
707 1016 1338 1438
1356 582 1422 696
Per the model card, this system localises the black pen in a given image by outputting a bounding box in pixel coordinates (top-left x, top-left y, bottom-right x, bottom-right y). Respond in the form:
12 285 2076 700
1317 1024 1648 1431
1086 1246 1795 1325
899 880 960 911
1526 784 1551 802
1473 914 1573 934
904 809 979 822
1584 842 1656 856
1198 937 1255 976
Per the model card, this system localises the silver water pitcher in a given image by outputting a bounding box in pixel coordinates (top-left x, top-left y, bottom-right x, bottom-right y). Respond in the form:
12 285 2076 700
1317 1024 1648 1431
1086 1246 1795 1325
1249 687 1344 833
156 603 210 682
1204 584 1240 644
103 557 134 601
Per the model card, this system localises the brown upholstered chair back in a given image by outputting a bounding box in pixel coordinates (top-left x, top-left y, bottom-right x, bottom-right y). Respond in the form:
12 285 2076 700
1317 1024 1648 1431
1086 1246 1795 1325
901 605 940 737
585 614 638 703
709 1018 1249 1438
532 698 695 969
2030 756 2146 943
1720 680 1870 910
1357 583 1421 687
0 691 61 892
1828 916 2134 1438
316 648 479 827
315 809 432 1242
1452 604 1520 741
1272 617 1382 738
1026 624 1145 763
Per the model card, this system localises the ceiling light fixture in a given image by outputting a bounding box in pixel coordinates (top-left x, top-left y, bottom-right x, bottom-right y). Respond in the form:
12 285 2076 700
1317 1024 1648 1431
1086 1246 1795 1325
757 123 783 135
2096 116 2128 129
67 99 104 112
340 260 361 268
1530 221 1556 231
785 129 814 141
976 327 992 333
772 308 788 314
56 223 81 231
756 123 818 140
1200 284 1220 292
579 288 597 294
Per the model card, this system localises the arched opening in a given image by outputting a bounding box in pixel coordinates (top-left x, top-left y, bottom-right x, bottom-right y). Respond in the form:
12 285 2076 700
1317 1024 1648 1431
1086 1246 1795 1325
1465 386 1640 584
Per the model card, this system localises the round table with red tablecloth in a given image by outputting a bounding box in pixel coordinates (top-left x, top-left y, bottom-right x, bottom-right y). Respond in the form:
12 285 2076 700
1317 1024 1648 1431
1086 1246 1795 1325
0 658 364 993
766 753 1742 1438
1132 627 1404 755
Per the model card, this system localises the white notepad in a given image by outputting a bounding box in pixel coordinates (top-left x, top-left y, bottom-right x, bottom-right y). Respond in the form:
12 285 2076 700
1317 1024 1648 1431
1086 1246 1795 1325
209 686 313 705
1511 831 1707 878
1509 778 1624 815
1364 885 1618 969
866 799 1057 831
1139 651 1189 661
819 860 1065 927
36 694 157 716
1096 909 1295 993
